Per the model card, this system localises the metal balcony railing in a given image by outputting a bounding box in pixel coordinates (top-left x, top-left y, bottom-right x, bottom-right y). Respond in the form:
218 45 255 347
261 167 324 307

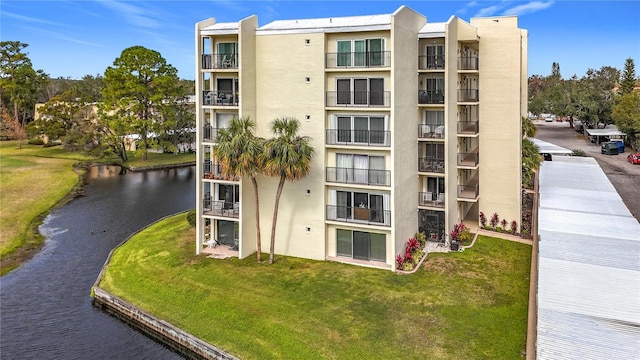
326 91 390 107
418 124 445 139
418 90 445 104
202 91 239 106
202 53 238 69
325 51 390 68
457 121 479 135
326 167 391 186
418 55 445 70
325 205 390 226
202 161 224 179
202 125 221 142
419 191 445 208
458 56 479 71
418 157 445 173
457 153 479 167
457 89 479 102
457 184 479 200
326 129 390 147
203 198 239 218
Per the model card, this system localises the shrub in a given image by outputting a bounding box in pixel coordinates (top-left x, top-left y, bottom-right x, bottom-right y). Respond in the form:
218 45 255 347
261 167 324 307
28 138 44 145
479 211 487 228
397 235 427 271
571 149 587 157
415 232 427 247
500 219 508 230
186 209 196 227
510 220 518 234
490 213 500 229
495 226 503 232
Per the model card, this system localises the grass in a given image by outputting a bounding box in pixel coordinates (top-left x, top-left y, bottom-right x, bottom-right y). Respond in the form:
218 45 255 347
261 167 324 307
100 214 531 360
125 151 195 169
0 140 195 275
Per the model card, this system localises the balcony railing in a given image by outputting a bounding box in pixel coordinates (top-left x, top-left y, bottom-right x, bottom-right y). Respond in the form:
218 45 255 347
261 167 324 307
418 90 445 105
202 161 222 177
203 198 239 218
326 205 390 226
419 157 445 173
419 191 445 208
202 53 238 69
202 125 220 142
457 89 479 102
457 152 479 167
325 51 390 68
203 91 239 106
418 55 445 70
326 91 390 107
326 167 391 186
326 129 390 147
458 184 479 200
418 124 445 139
458 56 479 71
457 121 478 135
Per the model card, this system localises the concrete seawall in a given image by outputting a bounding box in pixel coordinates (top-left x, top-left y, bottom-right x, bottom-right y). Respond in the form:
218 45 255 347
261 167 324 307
92 288 237 360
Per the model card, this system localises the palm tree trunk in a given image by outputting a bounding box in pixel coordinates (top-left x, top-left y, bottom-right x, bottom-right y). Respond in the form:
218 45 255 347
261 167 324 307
269 176 286 264
251 176 262 262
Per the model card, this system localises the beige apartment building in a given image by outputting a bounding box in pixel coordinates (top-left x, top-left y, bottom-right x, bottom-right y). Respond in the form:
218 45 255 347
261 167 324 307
194 6 528 270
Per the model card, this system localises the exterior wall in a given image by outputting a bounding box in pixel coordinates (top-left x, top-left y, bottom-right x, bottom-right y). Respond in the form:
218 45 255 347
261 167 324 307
255 31 327 260
390 7 426 268
472 16 525 229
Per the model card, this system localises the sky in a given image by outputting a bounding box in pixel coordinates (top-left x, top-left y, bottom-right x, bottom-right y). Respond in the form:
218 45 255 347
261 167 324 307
2 0 639 81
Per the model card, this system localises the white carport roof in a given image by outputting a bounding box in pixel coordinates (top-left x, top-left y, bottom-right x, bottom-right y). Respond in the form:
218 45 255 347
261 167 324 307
585 128 626 137
536 156 640 359
531 138 573 155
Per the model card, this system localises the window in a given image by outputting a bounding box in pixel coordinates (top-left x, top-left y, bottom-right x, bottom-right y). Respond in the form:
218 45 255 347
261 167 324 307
426 44 445 69
332 190 389 224
336 78 385 106
336 229 386 262
337 39 385 67
217 42 237 67
333 115 387 145
335 154 386 185
424 143 445 160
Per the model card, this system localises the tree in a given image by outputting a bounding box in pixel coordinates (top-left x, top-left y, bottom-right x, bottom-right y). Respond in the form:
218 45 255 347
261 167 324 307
262 118 314 264
618 58 637 95
100 46 180 161
157 80 195 154
215 117 265 261
0 41 47 146
612 91 640 151
522 138 541 189
522 116 537 138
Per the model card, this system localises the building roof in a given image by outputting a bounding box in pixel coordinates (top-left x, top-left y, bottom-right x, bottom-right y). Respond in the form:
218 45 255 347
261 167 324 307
531 137 573 155
418 22 446 38
257 14 392 34
536 156 640 359
585 128 627 137
201 22 239 35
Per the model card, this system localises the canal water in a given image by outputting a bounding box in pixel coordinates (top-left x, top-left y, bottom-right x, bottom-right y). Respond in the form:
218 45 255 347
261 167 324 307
0 166 195 359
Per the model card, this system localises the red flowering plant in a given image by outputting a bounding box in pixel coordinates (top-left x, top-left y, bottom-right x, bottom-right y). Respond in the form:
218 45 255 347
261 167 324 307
397 234 426 271
490 212 500 229
479 211 487 228
450 223 473 245
510 220 518 234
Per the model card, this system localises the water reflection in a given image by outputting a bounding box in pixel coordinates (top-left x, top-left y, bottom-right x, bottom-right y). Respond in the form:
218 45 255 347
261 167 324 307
0 166 195 359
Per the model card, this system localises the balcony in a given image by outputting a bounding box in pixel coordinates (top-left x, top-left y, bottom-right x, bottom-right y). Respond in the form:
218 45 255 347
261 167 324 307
326 91 390 107
326 129 390 147
457 184 479 200
202 54 238 70
325 51 390 68
457 121 478 135
418 55 445 70
458 56 479 71
203 199 239 218
326 205 390 226
457 152 479 167
202 125 220 142
418 157 445 173
419 191 445 208
418 90 444 105
457 89 479 102
203 91 239 106
326 167 391 186
418 124 445 139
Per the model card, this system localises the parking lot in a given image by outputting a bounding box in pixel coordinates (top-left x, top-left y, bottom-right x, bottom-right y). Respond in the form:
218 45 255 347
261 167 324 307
534 120 640 222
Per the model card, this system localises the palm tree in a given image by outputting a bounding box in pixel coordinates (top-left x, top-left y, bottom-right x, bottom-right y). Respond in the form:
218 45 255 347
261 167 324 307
214 117 265 261
262 117 314 264
522 116 537 138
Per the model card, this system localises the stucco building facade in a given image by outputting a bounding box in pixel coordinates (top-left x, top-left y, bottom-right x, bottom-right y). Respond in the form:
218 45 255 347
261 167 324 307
194 6 528 270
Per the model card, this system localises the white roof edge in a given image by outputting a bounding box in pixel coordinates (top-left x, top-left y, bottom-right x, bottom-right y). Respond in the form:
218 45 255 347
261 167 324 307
257 24 391 35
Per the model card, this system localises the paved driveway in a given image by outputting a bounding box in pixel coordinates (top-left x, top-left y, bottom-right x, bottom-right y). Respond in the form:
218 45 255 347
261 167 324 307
534 120 640 223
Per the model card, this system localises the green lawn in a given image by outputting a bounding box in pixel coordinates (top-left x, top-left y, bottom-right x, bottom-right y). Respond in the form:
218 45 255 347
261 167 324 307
0 140 195 275
100 214 531 360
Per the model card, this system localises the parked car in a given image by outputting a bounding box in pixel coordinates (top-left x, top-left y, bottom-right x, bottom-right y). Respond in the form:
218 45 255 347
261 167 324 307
627 152 640 165
544 117 553 122
601 141 619 155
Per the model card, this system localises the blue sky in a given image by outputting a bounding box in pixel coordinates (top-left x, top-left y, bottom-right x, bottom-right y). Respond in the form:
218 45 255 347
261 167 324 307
2 1 639 80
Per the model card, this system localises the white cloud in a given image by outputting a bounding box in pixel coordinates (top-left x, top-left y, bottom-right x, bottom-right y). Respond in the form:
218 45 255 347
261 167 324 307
502 1 554 16
97 0 162 29
475 4 503 17
2 11 61 26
